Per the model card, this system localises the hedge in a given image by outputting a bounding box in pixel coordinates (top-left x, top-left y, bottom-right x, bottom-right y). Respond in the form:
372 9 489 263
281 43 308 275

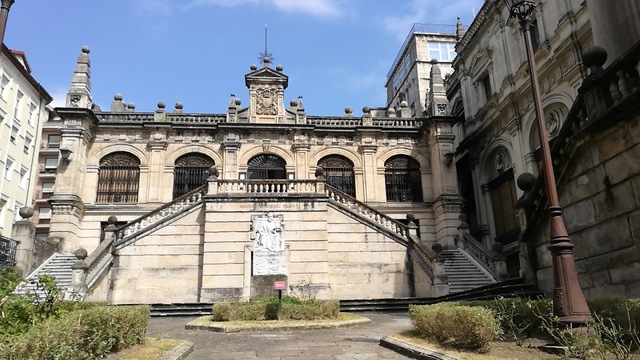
0 305 150 360
409 303 502 351
212 297 339 321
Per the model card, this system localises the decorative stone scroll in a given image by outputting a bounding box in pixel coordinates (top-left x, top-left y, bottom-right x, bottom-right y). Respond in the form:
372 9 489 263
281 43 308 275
251 212 286 275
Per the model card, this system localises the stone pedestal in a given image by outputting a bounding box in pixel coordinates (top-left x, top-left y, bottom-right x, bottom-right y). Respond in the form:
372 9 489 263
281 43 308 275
12 219 35 276
250 274 288 300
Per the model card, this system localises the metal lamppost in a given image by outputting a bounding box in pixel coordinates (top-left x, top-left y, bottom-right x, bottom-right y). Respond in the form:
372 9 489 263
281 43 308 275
503 0 591 325
0 0 14 46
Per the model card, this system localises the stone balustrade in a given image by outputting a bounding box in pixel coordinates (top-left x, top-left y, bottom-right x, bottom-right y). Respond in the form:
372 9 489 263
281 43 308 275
215 180 322 194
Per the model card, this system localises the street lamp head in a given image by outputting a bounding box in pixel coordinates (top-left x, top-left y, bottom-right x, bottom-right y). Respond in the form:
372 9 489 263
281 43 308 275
503 0 536 20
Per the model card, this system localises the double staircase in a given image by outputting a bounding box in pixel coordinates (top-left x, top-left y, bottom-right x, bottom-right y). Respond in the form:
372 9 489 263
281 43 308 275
441 249 495 293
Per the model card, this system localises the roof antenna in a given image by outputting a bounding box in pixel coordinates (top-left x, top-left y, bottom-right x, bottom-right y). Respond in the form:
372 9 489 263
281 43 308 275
259 24 274 66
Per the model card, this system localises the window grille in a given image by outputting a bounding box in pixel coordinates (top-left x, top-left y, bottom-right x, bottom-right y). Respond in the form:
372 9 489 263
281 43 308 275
247 154 287 180
96 152 140 203
384 155 422 202
173 153 214 199
318 155 355 197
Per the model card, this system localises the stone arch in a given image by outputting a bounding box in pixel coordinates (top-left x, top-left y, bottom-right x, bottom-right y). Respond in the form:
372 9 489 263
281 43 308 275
309 147 362 169
377 147 430 171
317 154 356 197
246 154 288 179
165 145 222 167
480 139 514 184
91 144 149 167
524 93 572 152
172 153 215 198
239 145 294 169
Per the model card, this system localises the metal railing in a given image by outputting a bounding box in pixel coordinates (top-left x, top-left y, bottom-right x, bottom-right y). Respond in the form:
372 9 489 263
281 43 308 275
0 235 18 267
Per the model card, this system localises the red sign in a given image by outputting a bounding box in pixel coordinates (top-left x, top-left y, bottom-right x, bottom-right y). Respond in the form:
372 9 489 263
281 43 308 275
273 281 286 290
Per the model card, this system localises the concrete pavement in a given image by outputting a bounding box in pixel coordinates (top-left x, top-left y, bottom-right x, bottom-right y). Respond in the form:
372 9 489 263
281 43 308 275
146 312 413 359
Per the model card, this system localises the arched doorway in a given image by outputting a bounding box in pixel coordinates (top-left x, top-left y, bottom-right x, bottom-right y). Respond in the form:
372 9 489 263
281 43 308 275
96 152 140 203
318 155 355 197
384 155 422 202
247 154 287 179
173 153 215 199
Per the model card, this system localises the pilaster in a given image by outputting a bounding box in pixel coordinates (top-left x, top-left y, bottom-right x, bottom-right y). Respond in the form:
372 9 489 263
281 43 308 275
222 137 241 180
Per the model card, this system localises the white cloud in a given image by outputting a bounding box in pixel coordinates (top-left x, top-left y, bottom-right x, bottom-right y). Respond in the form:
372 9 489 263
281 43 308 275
184 0 344 18
382 0 481 41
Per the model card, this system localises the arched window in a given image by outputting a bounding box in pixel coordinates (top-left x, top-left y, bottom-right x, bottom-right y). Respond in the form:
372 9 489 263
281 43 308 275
384 155 422 202
173 153 215 199
247 154 286 179
96 152 140 204
318 155 355 197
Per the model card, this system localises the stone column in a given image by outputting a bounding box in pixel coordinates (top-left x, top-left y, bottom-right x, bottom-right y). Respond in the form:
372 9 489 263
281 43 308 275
292 139 310 179
222 137 241 180
427 117 463 249
12 207 36 276
147 129 169 202
66 248 88 300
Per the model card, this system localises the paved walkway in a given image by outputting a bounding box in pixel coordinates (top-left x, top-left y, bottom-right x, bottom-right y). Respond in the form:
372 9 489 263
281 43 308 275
146 312 413 359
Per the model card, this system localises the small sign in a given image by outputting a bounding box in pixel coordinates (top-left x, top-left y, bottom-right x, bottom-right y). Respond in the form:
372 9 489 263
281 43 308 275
273 281 286 290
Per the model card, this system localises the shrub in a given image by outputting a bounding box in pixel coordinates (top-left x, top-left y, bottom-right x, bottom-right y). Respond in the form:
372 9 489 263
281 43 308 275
0 305 150 360
212 297 339 321
409 303 502 351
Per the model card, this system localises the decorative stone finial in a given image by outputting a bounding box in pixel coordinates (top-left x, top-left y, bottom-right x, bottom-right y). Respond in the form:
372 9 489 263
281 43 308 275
114 93 123 101
250 64 257 71
208 165 220 180
157 101 166 109
19 206 34 219
290 100 298 107
345 106 353 115
175 102 183 110
458 213 468 223
108 215 118 224
362 106 371 114
81 45 90 54
406 213 416 222
127 102 136 110
516 172 537 192
582 47 608 74
235 99 241 106
315 167 325 178
74 248 88 260
400 101 409 108
276 64 283 71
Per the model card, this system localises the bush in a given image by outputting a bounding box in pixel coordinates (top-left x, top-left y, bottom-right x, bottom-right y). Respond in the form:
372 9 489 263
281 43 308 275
212 297 339 321
409 303 502 351
0 305 150 360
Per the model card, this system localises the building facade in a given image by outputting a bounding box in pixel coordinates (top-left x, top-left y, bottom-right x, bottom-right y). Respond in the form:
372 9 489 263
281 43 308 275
37 46 476 304
0 46 51 238
386 23 460 117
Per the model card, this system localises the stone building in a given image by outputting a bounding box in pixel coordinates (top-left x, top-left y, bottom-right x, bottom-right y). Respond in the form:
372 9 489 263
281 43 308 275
386 23 459 117
34 45 484 304
447 0 640 298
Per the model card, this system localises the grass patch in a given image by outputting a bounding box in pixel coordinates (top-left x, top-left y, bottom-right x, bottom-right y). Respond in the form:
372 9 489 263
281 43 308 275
106 338 183 360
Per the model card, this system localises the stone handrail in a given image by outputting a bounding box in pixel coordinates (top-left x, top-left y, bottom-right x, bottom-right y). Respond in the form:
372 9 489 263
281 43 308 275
307 116 362 127
97 112 154 122
457 233 497 277
521 45 640 239
216 180 320 194
324 184 409 245
407 236 434 278
115 185 207 248
85 236 114 288
168 113 226 123
372 118 424 128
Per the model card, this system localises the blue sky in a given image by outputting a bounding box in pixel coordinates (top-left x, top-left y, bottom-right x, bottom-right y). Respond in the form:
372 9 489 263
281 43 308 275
5 0 482 115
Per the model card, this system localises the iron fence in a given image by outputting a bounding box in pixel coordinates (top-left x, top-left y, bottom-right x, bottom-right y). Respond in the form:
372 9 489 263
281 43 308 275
0 235 18 267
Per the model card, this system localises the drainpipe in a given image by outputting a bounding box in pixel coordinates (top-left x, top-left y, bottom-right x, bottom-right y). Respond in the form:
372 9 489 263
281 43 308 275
0 0 15 47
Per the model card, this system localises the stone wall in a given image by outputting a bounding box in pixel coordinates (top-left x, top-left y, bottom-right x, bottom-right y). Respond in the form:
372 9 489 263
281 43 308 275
534 115 640 298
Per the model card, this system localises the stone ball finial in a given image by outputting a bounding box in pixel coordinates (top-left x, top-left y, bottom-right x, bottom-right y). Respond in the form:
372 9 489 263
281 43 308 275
157 101 166 109
400 100 409 108
276 65 283 71
430 58 439 65
235 99 241 106
175 102 184 110
432 243 443 254
250 64 257 71
127 102 136 110
19 206 34 219
81 46 90 54
406 213 416 222
345 106 353 115
114 93 123 101
209 165 220 178
108 215 118 224
315 167 325 178
290 100 298 107
263 56 271 64
517 172 537 192
387 107 396 115
74 248 88 260
582 46 608 72
362 106 371 114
